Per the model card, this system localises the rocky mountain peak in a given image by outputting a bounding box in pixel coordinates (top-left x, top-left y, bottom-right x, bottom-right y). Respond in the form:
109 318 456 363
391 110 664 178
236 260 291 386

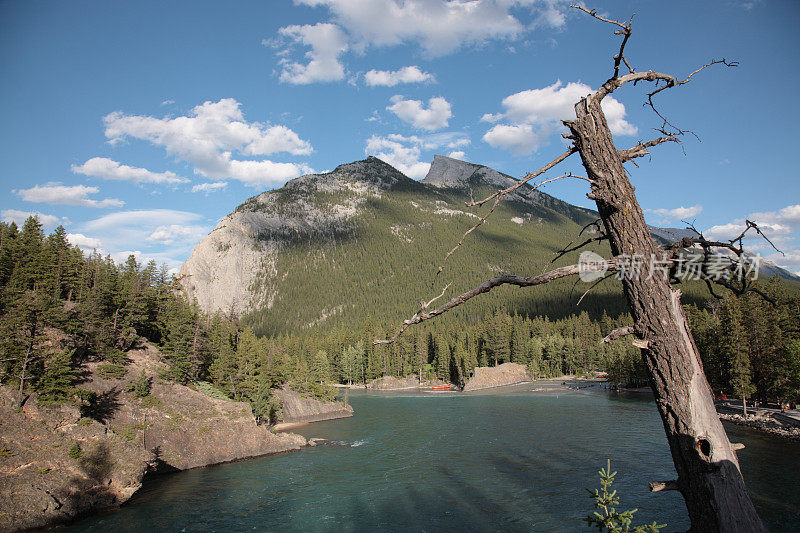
422 154 517 190
281 156 414 196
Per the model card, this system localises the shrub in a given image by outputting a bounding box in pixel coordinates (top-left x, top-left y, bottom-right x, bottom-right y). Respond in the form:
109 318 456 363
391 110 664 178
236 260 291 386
68 442 82 459
97 363 128 380
195 381 230 400
584 460 665 533
132 370 152 398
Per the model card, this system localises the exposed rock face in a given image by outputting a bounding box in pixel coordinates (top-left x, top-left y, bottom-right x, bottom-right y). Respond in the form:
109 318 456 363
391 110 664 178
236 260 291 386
0 341 306 532
0 387 151 531
422 154 519 190
463 362 531 391
179 157 417 315
422 154 591 214
367 375 420 390
274 387 353 425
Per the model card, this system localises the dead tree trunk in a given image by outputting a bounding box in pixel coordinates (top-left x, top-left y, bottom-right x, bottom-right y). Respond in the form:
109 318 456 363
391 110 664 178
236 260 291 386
566 96 765 532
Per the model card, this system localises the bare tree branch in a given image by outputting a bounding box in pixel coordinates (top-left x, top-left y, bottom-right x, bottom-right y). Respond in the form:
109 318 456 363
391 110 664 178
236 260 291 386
570 5 635 78
665 220 783 303
600 325 634 344
468 148 580 208
619 135 680 161
577 272 614 306
377 258 619 344
432 148 583 284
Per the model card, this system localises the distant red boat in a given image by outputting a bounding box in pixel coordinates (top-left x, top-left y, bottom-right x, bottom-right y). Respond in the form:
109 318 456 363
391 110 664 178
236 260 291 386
431 384 452 391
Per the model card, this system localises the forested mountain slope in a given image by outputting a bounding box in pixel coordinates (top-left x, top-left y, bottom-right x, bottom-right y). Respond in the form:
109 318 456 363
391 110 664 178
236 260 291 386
180 155 621 336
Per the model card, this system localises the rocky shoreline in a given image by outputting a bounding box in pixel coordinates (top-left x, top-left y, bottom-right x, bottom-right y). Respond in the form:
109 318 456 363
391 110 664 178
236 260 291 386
718 412 800 441
0 341 350 532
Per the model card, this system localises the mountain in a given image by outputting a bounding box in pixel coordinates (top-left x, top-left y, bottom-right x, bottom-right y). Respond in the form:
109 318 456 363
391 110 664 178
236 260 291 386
181 155 790 336
180 155 614 335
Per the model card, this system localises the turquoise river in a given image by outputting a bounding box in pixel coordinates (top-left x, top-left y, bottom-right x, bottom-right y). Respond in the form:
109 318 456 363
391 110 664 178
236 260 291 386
63 383 800 532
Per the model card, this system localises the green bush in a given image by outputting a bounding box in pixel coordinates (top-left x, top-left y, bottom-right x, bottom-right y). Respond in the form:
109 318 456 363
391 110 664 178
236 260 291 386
195 381 231 400
140 395 162 408
132 370 152 398
97 363 128 380
68 442 82 459
584 460 664 532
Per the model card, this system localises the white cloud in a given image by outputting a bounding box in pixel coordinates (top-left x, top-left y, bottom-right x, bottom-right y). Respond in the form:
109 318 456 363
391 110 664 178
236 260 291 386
295 0 568 57
103 98 314 188
500 80 636 135
83 209 202 232
274 23 349 84
446 137 470 149
67 233 102 250
160 99 175 106
387 95 452 130
448 151 466 160
702 204 800 273
79 209 210 270
72 157 188 185
365 134 430 179
482 80 637 154
146 224 207 245
364 66 434 87
705 205 800 242
649 205 703 222
15 184 123 208
2 209 67 229
192 181 228 194
483 123 552 156
750 204 800 228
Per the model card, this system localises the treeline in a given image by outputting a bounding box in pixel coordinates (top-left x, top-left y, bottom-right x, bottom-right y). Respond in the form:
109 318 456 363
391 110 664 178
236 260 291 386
2 219 799 425
686 285 800 404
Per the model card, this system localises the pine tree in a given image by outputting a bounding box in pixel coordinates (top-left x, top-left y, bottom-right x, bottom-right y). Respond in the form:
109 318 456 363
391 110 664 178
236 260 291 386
721 295 756 416
36 349 76 403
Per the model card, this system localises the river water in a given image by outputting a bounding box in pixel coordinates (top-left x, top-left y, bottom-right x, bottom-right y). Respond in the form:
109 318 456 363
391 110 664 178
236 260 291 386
65 383 800 532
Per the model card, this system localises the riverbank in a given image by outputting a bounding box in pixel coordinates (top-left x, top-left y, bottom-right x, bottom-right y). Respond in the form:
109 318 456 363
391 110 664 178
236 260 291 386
56 386 800 532
0 340 351 532
718 412 800 441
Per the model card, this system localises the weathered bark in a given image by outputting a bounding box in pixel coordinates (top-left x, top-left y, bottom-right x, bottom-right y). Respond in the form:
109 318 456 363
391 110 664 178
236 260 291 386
566 96 765 532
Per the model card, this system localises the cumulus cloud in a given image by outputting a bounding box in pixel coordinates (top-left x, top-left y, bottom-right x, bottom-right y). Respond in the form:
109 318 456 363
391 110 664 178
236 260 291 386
67 233 102 250
78 209 210 270
648 205 703 222
273 23 349 84
364 66 434 87
192 181 228 194
365 134 430 179
15 184 123 208
1 209 67 229
481 80 637 154
483 123 552 156
72 157 188 185
103 99 314 188
448 151 466 160
146 224 207 245
387 95 452 130
295 0 568 57
702 204 800 273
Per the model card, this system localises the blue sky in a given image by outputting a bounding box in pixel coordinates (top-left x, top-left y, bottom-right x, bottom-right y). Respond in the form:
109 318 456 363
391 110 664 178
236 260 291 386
1 0 799 274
